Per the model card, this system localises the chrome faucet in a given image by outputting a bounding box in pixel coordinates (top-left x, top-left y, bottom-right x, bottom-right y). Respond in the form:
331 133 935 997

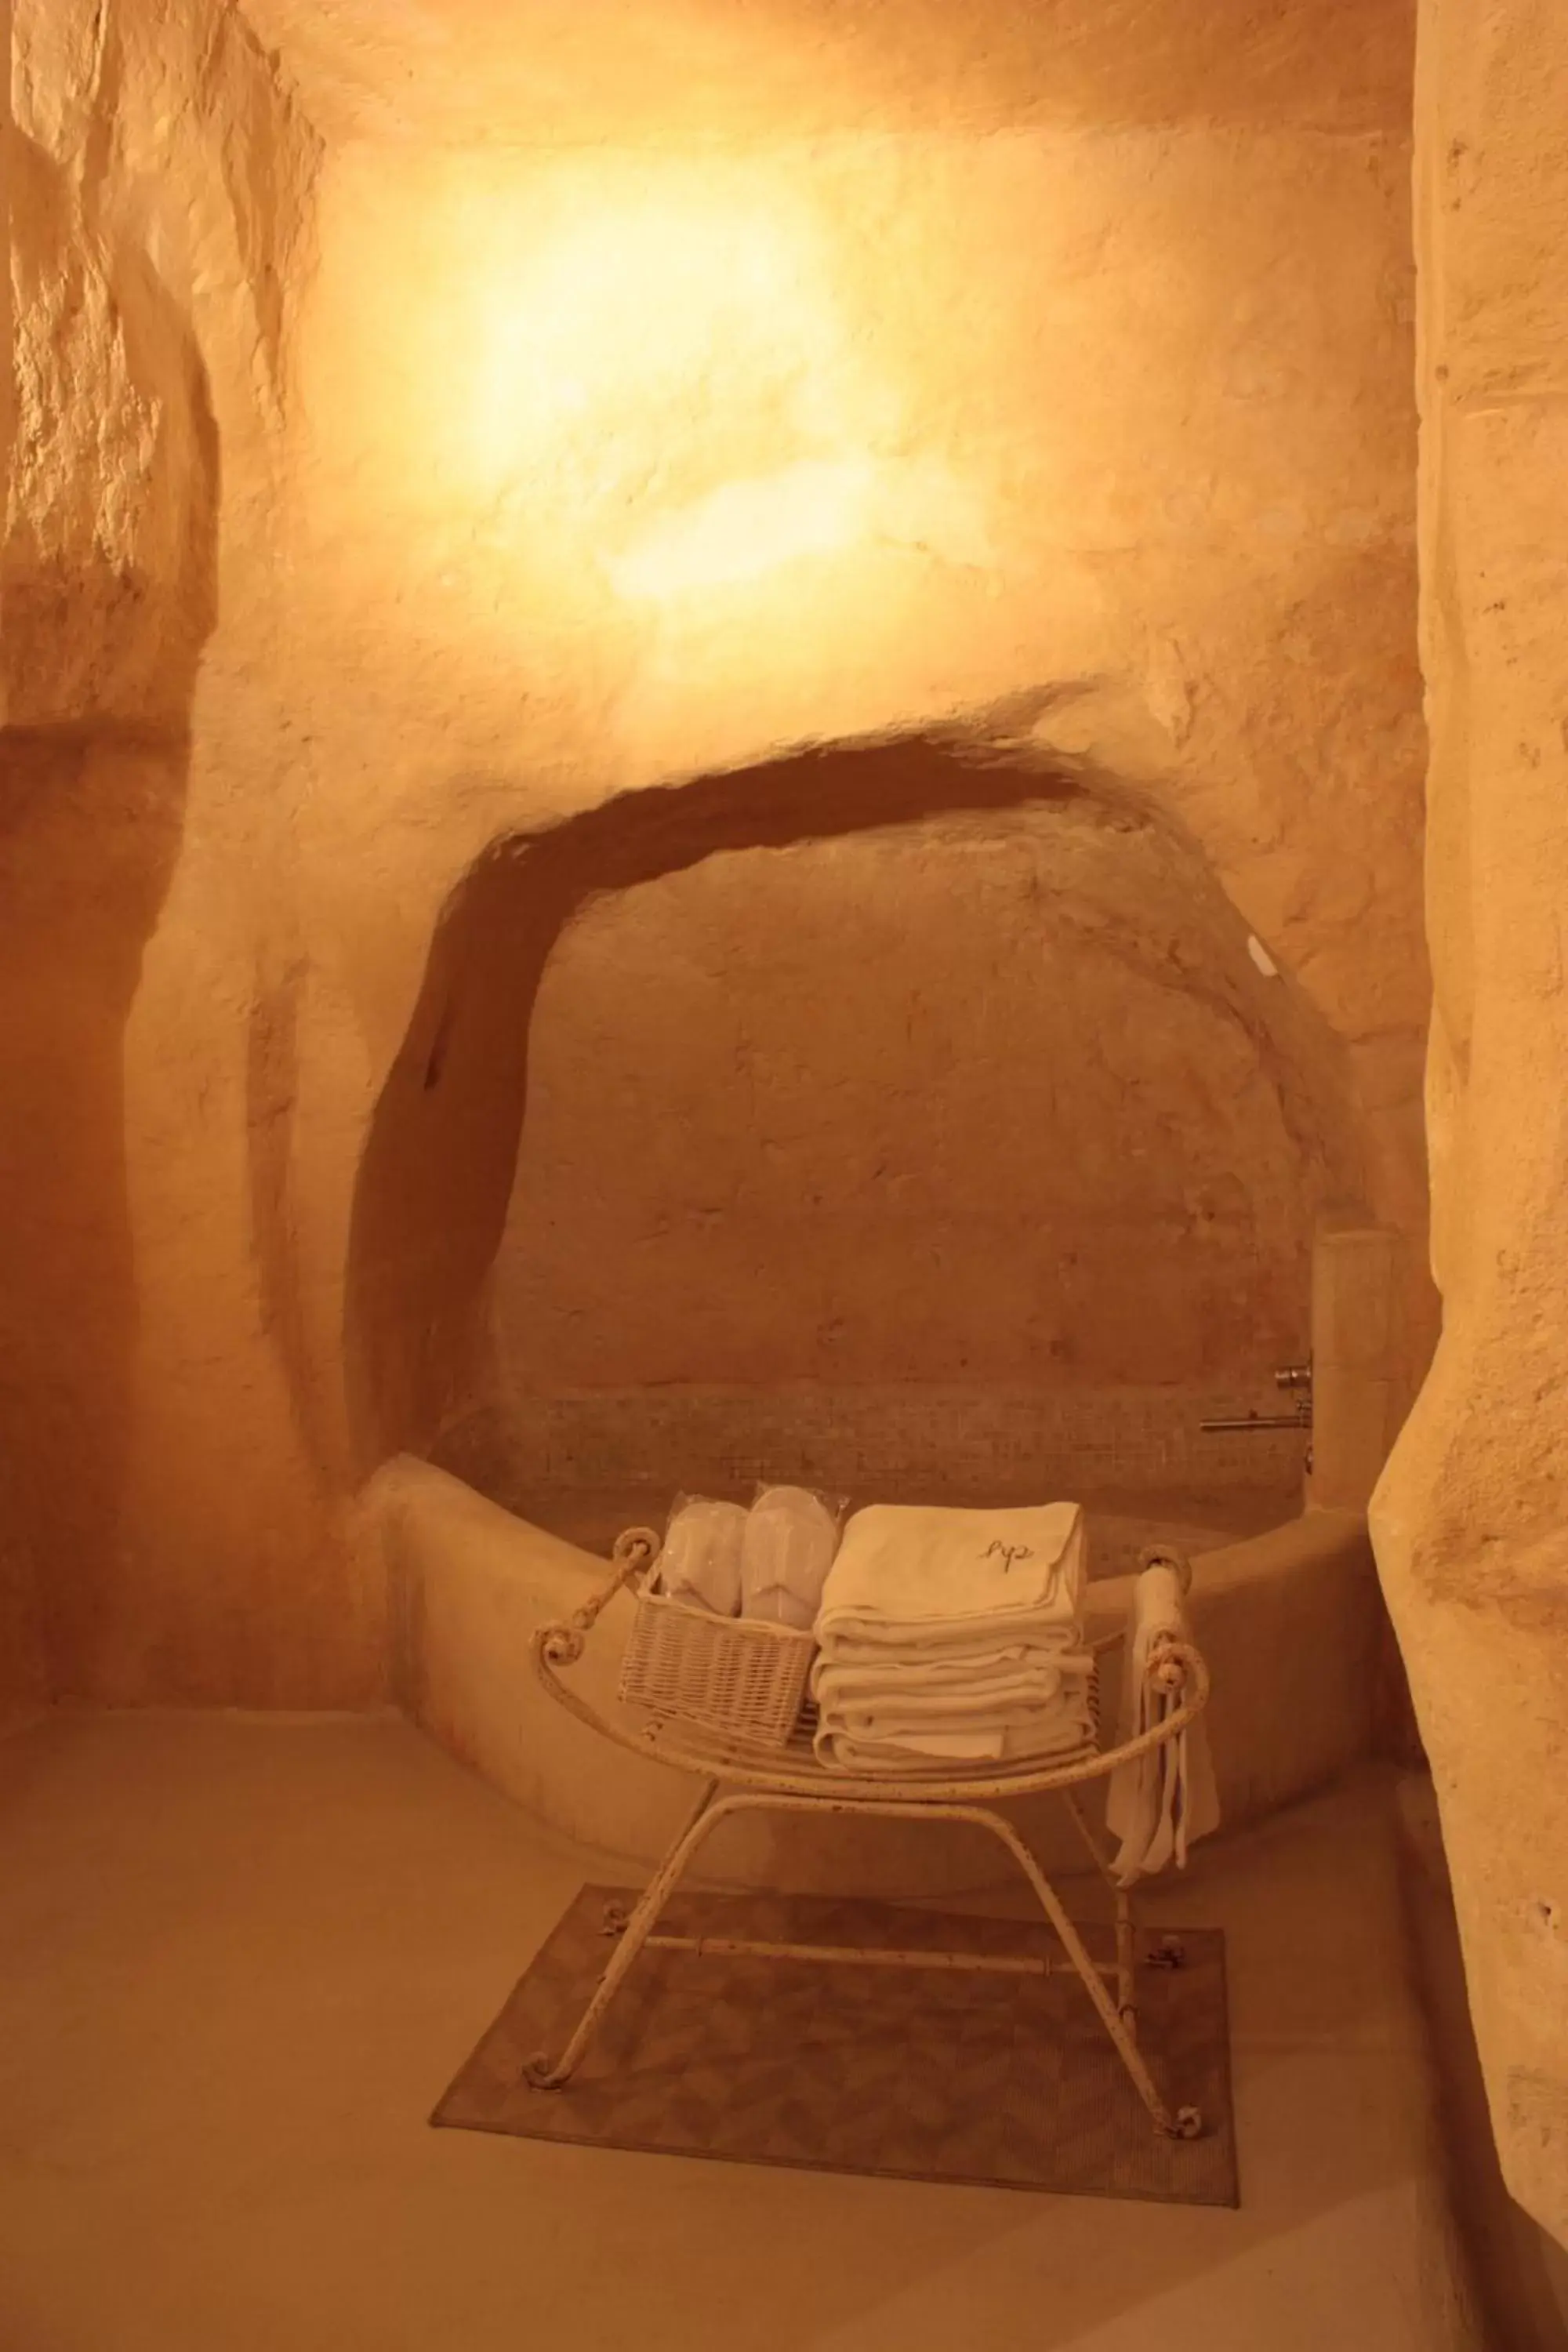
1199 1359 1313 1435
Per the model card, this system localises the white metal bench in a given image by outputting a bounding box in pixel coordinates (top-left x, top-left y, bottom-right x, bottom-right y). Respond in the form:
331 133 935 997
527 1529 1211 2140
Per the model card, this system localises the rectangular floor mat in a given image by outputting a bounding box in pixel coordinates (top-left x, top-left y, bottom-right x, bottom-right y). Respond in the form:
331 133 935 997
433 1886 1238 2206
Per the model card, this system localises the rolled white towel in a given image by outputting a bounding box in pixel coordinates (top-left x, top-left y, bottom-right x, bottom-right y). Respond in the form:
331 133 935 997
1104 1560 1219 1884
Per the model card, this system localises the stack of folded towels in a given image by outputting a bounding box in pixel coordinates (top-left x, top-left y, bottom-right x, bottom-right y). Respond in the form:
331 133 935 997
811 1501 1095 1773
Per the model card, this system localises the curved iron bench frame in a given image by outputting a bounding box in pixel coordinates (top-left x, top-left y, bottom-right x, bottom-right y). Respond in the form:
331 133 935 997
528 1528 1212 2140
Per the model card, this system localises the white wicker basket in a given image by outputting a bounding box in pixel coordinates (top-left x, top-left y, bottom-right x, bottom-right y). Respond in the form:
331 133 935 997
619 1563 816 1750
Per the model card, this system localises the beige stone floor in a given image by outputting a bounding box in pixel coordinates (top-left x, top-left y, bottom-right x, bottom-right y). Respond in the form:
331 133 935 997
0 1713 1486 2352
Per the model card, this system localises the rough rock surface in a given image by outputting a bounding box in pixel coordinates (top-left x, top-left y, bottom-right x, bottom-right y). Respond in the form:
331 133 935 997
1371 0 1568 2253
238 0 1414 145
303 99 1431 1494
2 0 322 1704
495 804 1348 1395
8 0 1563 2266
5 1 1429 1727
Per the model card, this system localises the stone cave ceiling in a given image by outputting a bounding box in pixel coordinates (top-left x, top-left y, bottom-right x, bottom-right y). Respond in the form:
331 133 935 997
236 0 1412 147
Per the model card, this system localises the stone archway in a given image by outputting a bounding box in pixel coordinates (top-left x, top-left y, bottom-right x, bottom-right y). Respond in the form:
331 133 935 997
345 724 1365 1497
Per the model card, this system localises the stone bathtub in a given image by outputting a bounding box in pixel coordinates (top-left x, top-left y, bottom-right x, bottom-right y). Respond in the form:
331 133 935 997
365 1454 1384 1896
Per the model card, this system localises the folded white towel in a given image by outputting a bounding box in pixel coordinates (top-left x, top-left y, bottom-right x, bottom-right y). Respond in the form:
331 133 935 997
813 1653 1093 1721
831 1680 1092 1736
810 1501 1093 1774
817 1704 1096 1773
811 1648 1025 1704
816 1610 1086 1661
816 1504 1085 1652
1104 1562 1219 1885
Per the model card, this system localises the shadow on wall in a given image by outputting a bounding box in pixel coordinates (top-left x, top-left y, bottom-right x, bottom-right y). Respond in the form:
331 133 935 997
0 132 220 1703
344 727 1365 1476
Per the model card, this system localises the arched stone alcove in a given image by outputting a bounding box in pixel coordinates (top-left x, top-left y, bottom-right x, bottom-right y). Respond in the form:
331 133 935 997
346 728 1365 1526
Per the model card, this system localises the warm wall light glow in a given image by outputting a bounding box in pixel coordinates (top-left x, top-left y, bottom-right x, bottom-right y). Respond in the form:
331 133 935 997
604 454 993 601
605 458 877 597
463 180 861 507
301 147 998 686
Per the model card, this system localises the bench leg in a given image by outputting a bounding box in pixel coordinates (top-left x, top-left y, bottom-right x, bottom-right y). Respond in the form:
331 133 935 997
525 1783 1200 2138
524 1778 720 2088
967 1802 1201 2140
1060 1789 1140 2029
